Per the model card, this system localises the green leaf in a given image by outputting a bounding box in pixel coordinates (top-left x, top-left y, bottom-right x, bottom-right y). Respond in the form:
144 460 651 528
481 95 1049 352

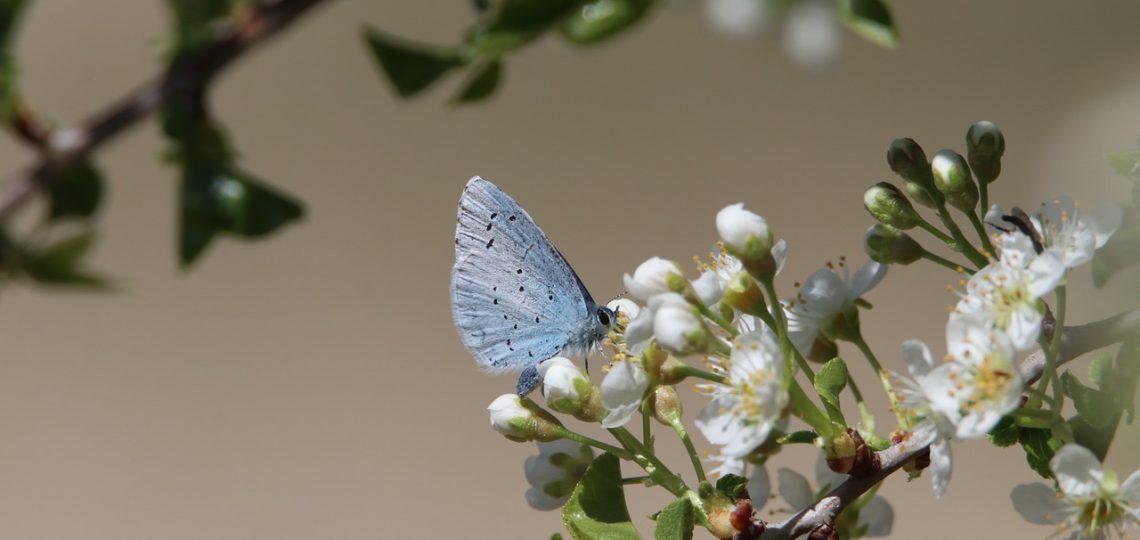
654 497 694 540
1019 427 1059 480
777 430 819 445
562 453 641 540
48 161 104 220
1092 210 1140 287
987 416 1019 448
179 164 304 267
363 27 467 98
715 474 748 500
838 0 898 48
815 357 849 424
1061 371 1114 429
0 0 29 118
452 60 502 103
559 0 656 45
18 230 111 289
1089 355 1114 391
1106 150 1140 180
480 0 581 34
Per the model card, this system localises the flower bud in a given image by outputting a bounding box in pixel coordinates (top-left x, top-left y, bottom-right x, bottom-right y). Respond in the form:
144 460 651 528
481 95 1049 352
863 224 922 265
931 149 979 212
537 358 603 422
623 257 685 302
488 394 564 442
650 385 683 426
721 271 767 317
691 270 724 306
651 293 710 356
717 204 778 278
824 429 877 476
863 182 921 230
965 120 1004 185
887 138 941 208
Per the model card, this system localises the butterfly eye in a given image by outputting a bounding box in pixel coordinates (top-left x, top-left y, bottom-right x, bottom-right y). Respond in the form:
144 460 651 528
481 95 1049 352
596 307 612 326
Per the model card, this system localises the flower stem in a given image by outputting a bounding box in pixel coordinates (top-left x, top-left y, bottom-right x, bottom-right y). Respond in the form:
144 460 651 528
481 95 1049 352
622 475 653 485
557 428 634 460
697 303 739 338
851 332 907 427
674 364 728 384
919 247 974 275
934 205 990 267
846 373 876 432
641 398 654 452
670 420 707 483
966 211 996 257
916 219 954 244
760 278 817 384
789 379 836 438
609 427 689 497
1040 285 1068 414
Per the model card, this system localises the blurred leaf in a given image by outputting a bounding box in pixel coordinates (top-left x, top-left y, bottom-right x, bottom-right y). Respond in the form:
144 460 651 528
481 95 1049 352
452 60 502 103
560 0 656 45
48 161 104 220
472 0 491 13
654 497 694 540
562 453 641 540
179 164 303 267
0 0 28 118
363 27 468 98
815 357 849 424
1106 150 1140 180
838 0 898 48
1089 355 1113 391
480 0 581 34
18 229 111 289
1091 206 1140 287
715 473 748 500
165 0 234 29
1018 427 1059 480
1061 372 1114 429
987 416 1019 448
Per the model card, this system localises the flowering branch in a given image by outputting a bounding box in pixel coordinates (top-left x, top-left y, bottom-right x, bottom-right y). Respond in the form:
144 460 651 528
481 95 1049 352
757 307 1140 540
0 0 332 223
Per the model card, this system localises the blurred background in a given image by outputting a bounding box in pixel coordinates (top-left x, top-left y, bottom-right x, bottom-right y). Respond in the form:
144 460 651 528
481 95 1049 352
0 0 1138 538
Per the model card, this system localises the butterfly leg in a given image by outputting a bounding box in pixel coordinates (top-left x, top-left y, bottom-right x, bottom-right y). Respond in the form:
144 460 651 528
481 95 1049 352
516 365 542 396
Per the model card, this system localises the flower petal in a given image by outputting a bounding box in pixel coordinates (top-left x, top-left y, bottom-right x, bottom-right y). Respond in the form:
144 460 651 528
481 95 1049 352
748 465 772 509
901 340 935 378
858 496 894 537
778 467 816 509
1119 469 1140 504
814 451 847 492
600 360 648 428
1084 203 1123 248
1010 483 1067 525
848 261 887 299
1050 444 1105 500
930 438 953 498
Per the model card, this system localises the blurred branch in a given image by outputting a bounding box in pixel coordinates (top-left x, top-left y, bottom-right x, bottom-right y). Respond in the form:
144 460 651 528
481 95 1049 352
0 0 332 222
757 307 1140 540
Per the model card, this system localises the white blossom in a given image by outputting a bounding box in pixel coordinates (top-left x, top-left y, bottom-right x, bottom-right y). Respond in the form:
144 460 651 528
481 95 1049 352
695 330 787 456
717 203 774 258
942 320 1023 438
651 293 706 355
1031 196 1123 269
488 394 536 441
600 358 649 428
892 341 958 497
524 440 594 511
1011 444 1140 539
623 257 684 302
692 270 725 306
785 259 887 357
782 0 841 71
537 357 592 414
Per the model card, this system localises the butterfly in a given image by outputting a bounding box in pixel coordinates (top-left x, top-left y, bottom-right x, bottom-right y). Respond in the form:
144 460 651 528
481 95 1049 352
450 176 614 396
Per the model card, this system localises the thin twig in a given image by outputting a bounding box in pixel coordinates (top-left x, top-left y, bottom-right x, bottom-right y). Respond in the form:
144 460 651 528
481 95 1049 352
0 0 333 222
757 307 1140 539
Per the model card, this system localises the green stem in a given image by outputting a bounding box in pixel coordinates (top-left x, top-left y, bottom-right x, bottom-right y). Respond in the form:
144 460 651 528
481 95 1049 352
1041 286 1068 414
789 379 836 438
966 211 996 257
919 247 975 275
846 373 876 432
935 205 990 267
697 303 739 338
851 333 907 427
916 219 954 244
671 420 707 483
558 429 634 460
760 278 816 384
674 364 728 384
979 183 989 226
609 427 688 497
641 397 654 452
622 476 652 485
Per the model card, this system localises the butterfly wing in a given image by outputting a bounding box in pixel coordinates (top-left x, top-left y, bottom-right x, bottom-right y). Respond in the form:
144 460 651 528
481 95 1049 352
450 176 594 374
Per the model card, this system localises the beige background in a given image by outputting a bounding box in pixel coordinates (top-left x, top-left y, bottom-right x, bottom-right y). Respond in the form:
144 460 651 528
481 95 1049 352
0 1 1138 538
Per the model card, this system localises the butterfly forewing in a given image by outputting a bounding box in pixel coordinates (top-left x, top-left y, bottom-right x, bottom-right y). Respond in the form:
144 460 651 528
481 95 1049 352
450 177 593 373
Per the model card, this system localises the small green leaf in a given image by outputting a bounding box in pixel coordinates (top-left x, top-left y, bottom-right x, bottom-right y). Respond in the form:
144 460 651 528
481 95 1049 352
1019 427 1058 480
654 497 694 540
1061 371 1114 429
550 534 563 540
815 357 849 423
18 230 111 289
777 430 819 445
452 60 502 103
562 453 641 540
363 27 467 98
714 474 748 500
559 0 656 45
1089 355 1114 391
838 0 898 48
1106 150 1140 180
480 0 581 34
48 161 104 220
987 416 1019 448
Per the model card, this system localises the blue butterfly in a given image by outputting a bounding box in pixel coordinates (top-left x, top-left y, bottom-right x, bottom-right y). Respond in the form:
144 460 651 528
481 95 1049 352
450 176 614 395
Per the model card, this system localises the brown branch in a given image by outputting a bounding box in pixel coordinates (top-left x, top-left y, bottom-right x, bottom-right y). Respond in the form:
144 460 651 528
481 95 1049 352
757 307 1140 540
0 0 333 222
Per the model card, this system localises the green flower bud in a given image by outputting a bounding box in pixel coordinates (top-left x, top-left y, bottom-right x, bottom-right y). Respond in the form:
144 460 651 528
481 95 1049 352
965 121 1005 185
931 149 979 212
887 138 942 208
488 395 564 442
560 0 654 45
650 385 683 426
863 182 921 229
721 271 767 317
863 224 923 265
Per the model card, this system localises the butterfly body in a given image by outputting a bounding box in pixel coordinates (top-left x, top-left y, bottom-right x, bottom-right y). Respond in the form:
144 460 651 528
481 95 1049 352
450 176 612 395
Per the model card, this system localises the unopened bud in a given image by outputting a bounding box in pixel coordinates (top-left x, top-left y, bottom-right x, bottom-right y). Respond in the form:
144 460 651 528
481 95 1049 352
825 429 877 476
488 395 564 442
722 271 767 317
887 138 941 208
863 182 921 229
863 224 923 265
965 121 1005 185
931 149 979 212
650 385 683 426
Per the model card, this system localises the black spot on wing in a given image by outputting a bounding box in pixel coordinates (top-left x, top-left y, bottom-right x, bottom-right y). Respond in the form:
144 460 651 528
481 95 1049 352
486 238 494 249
